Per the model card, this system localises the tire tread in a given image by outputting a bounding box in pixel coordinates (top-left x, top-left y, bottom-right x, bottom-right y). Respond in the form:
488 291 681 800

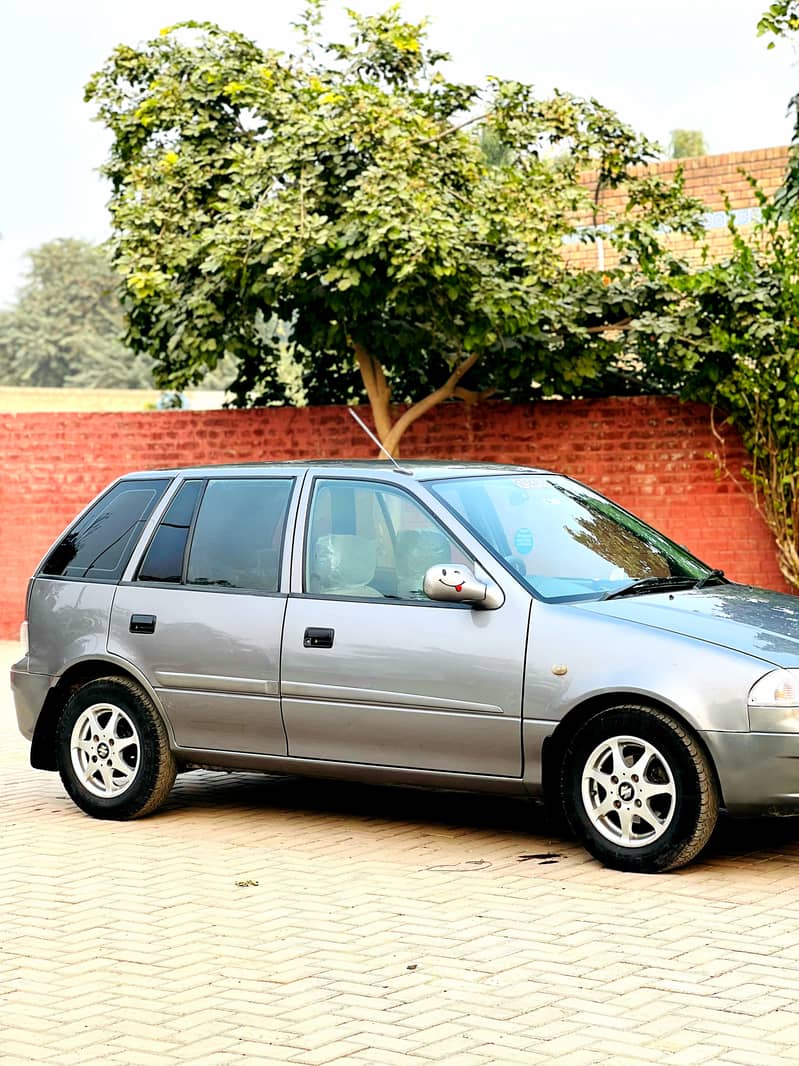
56 675 176 820
561 703 719 873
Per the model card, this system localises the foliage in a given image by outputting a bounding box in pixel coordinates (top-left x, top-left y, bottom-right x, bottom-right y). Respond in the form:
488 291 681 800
85 2 702 453
156 390 185 409
478 126 514 167
0 239 154 389
757 1 799 43
669 130 707 159
758 1 799 214
622 195 799 588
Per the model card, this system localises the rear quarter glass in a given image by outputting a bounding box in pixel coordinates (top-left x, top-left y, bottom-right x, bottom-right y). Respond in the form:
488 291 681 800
41 479 170 583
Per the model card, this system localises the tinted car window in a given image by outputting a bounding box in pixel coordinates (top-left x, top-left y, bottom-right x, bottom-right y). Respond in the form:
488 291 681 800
41 479 169 581
137 480 203 583
186 478 293 591
306 478 471 599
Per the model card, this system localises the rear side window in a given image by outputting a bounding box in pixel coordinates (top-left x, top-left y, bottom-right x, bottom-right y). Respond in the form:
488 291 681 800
185 478 293 591
41 479 169 582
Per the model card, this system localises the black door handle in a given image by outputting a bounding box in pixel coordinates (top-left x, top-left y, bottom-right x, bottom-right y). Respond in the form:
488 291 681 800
304 627 334 648
130 614 157 634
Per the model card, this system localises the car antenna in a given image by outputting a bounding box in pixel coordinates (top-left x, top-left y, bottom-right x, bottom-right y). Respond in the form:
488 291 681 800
348 408 414 475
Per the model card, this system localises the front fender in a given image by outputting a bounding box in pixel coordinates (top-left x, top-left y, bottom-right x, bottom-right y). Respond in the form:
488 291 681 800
524 601 773 735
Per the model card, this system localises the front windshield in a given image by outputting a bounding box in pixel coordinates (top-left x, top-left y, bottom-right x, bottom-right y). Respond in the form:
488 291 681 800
429 474 713 602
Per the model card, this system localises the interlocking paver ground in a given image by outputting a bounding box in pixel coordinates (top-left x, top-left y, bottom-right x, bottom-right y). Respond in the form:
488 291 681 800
4 639 799 1065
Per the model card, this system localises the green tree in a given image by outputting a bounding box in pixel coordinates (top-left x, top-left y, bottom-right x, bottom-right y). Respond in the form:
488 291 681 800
758 1 799 42
622 195 799 589
478 126 514 167
0 239 154 389
669 130 707 159
86 3 701 454
758 2 799 212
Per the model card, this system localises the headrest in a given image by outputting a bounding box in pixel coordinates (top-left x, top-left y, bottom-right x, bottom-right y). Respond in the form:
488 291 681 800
396 529 451 572
314 534 377 588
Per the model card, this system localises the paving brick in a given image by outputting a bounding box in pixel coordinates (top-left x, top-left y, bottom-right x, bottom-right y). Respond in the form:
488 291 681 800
5 638 799 1066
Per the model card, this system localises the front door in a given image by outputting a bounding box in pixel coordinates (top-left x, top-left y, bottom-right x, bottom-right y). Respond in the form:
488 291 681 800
281 476 529 777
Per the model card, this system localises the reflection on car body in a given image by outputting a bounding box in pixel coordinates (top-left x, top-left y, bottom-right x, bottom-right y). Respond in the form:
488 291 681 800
10 461 799 872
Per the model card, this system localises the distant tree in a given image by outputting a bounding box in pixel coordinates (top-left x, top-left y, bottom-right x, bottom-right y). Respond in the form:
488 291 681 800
478 126 514 167
0 239 154 388
669 130 707 159
86 3 702 455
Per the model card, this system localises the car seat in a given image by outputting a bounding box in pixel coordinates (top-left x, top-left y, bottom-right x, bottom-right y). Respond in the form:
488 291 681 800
395 529 452 598
312 534 383 598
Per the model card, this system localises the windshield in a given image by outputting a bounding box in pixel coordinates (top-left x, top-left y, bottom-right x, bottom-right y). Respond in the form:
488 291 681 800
429 474 714 602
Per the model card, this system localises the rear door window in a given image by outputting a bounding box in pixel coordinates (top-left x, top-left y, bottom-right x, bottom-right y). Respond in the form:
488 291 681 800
185 478 294 591
136 480 203 583
41 479 169 582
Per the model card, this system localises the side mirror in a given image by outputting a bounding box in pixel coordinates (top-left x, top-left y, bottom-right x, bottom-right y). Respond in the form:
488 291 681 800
422 564 504 610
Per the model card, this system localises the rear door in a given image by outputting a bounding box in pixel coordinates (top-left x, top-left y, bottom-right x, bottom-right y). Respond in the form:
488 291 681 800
109 474 299 755
280 475 530 777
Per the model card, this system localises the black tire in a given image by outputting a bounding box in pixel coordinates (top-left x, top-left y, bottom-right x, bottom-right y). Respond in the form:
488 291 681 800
561 705 718 873
56 676 177 820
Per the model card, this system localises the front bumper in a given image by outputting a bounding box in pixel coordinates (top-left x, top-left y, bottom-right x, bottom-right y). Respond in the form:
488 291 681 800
10 656 53 742
704 729 799 815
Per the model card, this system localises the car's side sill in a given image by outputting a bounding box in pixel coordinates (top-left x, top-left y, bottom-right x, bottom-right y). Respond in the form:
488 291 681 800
174 747 530 795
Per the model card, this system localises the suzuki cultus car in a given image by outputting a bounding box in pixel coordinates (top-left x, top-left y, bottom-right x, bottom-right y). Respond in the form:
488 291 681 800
11 461 799 872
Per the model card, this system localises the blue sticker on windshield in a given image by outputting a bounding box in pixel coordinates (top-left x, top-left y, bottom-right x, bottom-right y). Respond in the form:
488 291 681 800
514 527 534 555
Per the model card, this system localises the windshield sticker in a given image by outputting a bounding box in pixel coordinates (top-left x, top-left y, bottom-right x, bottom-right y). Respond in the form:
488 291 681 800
513 477 537 489
513 527 535 555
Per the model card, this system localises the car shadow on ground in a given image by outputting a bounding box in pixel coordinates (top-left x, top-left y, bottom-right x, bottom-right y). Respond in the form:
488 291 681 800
702 812 799 861
162 770 799 867
166 770 556 839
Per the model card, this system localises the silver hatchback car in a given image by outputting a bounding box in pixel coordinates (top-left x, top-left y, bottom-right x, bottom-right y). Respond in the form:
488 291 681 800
11 461 799 872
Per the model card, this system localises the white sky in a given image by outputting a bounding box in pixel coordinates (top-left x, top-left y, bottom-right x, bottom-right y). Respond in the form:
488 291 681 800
1 0 796 307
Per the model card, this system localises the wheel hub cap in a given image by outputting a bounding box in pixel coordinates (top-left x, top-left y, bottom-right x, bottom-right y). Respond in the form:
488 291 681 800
70 702 141 799
581 734 677 849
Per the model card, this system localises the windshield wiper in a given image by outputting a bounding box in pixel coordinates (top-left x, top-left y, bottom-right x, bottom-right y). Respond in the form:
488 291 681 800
603 576 699 601
694 568 726 590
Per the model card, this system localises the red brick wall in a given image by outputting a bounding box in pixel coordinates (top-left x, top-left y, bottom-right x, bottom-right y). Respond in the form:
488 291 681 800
0 397 788 639
564 145 790 270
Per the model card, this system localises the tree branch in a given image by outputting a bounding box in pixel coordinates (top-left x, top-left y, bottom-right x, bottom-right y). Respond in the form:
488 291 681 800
351 340 393 447
585 317 632 334
384 352 480 455
453 385 496 405
417 112 490 147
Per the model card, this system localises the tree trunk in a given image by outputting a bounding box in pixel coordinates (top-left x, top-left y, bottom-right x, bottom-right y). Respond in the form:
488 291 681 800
351 340 481 458
352 341 393 447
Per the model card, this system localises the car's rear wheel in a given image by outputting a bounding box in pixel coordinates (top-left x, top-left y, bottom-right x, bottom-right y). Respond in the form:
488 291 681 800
56 677 176 820
561 705 718 873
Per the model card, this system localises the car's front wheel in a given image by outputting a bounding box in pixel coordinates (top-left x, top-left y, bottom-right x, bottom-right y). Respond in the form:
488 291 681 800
56 677 176 820
561 705 719 873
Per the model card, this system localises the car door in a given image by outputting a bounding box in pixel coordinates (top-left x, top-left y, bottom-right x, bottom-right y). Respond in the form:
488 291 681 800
280 475 530 777
108 474 299 755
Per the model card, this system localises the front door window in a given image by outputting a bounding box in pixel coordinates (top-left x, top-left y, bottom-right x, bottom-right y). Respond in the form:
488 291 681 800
305 478 472 601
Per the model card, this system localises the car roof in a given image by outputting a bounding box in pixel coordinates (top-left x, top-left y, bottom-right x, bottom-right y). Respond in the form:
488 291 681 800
123 460 555 482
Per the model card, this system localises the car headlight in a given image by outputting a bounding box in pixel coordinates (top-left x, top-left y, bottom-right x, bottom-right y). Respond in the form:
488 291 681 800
748 669 799 732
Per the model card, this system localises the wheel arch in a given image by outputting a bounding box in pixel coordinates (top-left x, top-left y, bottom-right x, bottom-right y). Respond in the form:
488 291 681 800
31 657 167 771
541 691 725 815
